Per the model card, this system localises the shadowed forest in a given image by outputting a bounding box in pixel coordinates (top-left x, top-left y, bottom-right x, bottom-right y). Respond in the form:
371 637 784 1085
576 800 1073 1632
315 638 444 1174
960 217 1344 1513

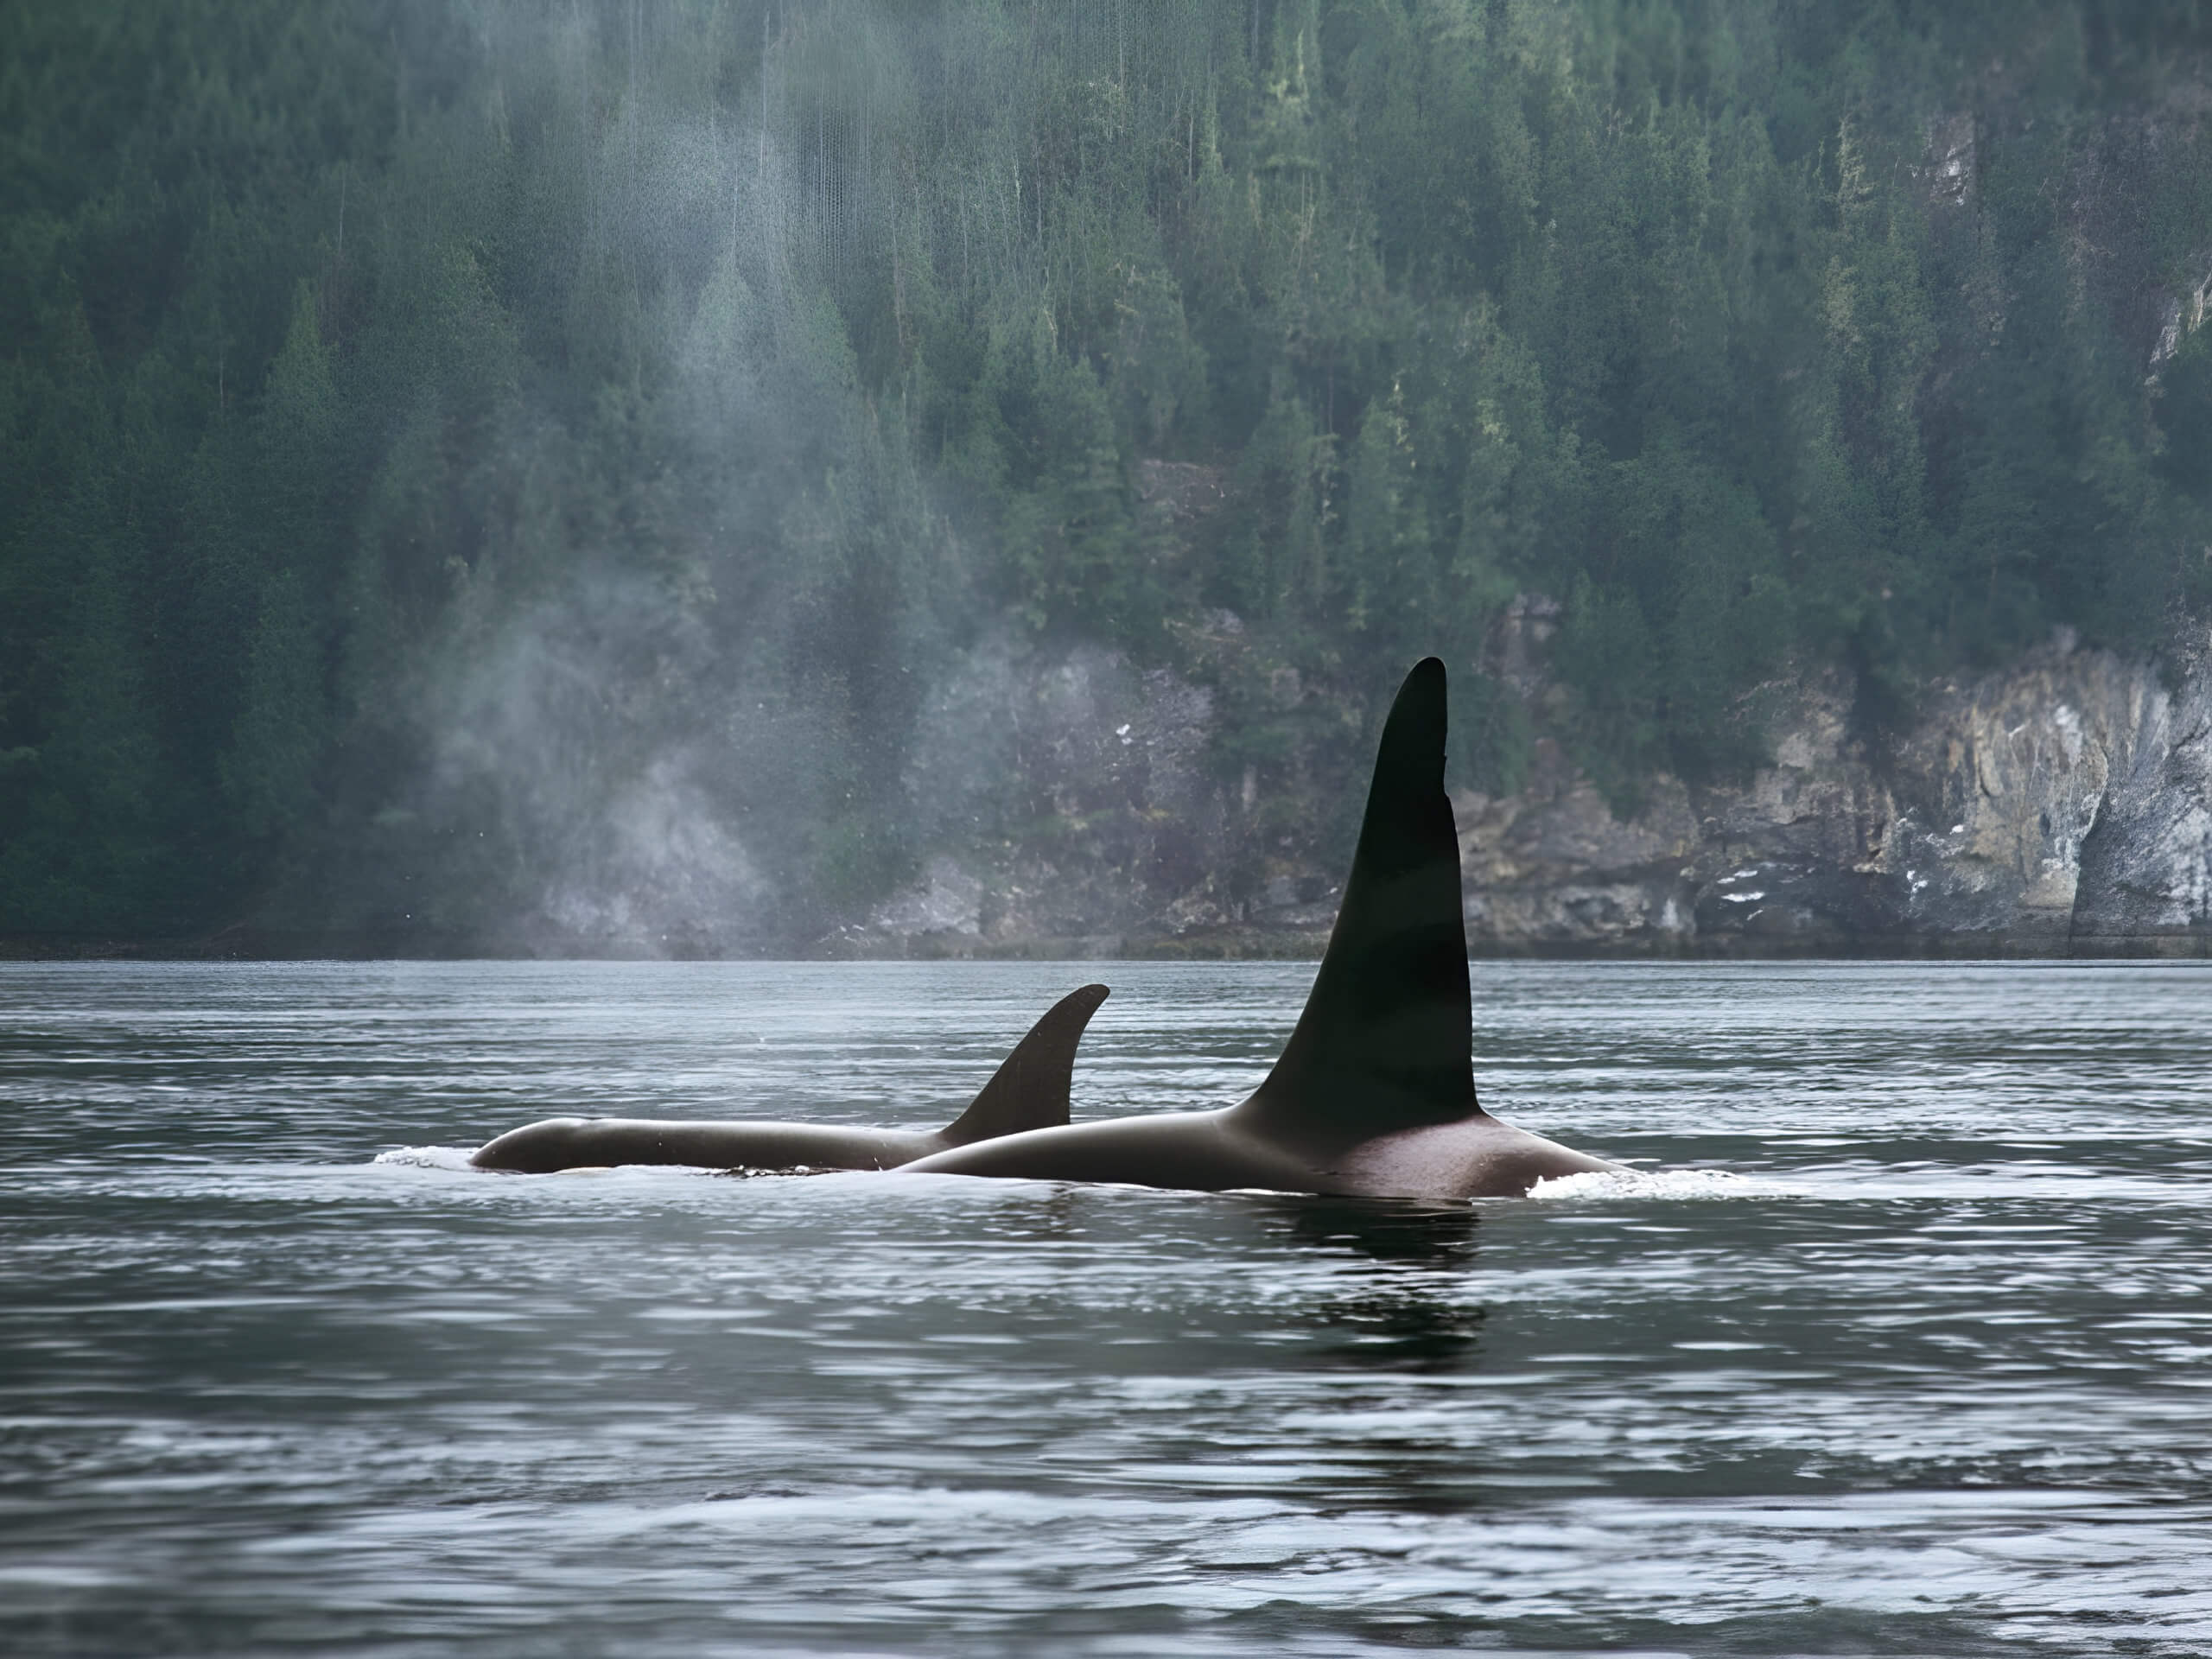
4 0 2210 950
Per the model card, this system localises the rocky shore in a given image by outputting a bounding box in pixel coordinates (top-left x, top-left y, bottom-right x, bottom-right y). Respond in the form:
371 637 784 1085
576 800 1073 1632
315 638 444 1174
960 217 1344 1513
15 613 2208 963
842 613 2212 960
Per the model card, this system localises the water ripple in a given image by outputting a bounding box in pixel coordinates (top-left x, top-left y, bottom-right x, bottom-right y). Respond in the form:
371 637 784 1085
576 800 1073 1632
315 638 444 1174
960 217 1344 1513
3 960 2209 1656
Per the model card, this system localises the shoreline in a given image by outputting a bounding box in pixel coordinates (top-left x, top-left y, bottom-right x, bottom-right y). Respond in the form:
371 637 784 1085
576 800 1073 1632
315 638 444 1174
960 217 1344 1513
7 931 2209 963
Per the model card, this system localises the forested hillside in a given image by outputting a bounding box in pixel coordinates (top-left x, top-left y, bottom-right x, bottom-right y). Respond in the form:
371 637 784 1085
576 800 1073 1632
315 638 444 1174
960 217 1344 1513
4 0 2209 948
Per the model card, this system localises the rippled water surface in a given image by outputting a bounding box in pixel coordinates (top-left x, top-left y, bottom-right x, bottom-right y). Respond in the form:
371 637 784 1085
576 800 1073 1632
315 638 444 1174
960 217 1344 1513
3 960 2210 1656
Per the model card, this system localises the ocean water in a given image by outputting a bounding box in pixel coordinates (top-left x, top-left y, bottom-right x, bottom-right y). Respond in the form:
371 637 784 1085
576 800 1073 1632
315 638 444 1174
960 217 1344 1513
2 959 2209 1657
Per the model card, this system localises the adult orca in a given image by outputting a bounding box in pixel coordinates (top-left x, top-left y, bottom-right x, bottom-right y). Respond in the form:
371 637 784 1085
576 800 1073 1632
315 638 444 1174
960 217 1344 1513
901 659 1623 1199
469 983 1109 1174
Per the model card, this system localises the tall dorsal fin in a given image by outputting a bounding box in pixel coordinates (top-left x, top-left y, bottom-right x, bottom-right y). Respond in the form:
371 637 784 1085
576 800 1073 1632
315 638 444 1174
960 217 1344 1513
1236 658 1480 1141
938 983 1110 1147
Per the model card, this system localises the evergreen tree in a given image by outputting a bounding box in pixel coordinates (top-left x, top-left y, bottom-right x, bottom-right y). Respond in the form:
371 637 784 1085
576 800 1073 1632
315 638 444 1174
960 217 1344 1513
3 0 2209 939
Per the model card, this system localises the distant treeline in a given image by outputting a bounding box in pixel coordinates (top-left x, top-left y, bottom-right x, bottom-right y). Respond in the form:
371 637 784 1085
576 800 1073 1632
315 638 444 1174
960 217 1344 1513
3 0 2209 940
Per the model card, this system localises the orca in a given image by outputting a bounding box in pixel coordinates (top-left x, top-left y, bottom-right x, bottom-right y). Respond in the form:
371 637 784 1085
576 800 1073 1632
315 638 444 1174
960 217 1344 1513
469 982 1109 1174
901 659 1622 1199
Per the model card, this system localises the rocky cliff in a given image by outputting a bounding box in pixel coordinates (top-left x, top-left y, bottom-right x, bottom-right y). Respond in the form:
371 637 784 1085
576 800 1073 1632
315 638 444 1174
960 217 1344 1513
849 615 2212 958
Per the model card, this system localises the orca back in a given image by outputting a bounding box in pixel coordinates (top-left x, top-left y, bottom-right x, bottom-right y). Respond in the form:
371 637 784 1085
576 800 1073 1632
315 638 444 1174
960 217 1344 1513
938 982 1110 1147
1238 658 1481 1143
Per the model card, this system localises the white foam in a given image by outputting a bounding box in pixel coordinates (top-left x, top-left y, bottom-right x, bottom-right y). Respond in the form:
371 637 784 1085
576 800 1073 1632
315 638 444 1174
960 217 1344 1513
372 1145 480 1172
1526 1166 1798 1202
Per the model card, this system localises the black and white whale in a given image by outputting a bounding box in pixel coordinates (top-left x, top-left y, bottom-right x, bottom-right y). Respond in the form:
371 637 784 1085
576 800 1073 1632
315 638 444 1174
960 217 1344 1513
901 659 1622 1199
470 983 1109 1174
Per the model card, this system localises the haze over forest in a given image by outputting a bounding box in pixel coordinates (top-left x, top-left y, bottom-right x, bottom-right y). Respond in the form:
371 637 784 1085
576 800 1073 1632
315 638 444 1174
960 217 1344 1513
4 0 2209 952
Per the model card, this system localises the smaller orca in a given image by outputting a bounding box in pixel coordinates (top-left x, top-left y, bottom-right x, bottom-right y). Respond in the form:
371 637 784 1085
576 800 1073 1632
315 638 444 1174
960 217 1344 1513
469 983 1109 1174
901 659 1623 1199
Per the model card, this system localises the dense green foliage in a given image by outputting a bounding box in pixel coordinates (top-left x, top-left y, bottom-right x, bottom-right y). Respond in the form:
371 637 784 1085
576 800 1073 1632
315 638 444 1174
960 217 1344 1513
3 0 2209 939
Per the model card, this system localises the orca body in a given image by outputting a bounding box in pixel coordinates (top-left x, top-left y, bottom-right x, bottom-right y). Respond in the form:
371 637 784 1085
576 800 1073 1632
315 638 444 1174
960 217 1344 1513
903 660 1621 1199
470 983 1109 1174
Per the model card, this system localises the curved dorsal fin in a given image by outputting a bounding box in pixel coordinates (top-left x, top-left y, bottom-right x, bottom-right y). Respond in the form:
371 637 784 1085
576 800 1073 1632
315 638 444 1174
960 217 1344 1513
938 983 1111 1146
1237 658 1480 1141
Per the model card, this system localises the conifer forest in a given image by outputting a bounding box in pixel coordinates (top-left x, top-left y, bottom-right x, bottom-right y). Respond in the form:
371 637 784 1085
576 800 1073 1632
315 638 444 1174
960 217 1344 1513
3 1 2209 950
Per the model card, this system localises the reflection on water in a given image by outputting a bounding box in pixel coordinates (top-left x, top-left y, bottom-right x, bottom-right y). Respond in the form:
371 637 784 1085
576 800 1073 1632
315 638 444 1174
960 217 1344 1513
1263 1197 1487 1372
3 959 2211 1656
1268 1194 1484 1265
1313 1287 1487 1376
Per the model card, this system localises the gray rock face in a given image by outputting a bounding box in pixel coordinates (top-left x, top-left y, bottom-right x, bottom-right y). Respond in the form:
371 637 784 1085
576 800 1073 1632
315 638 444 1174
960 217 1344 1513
849 639 1233 956
2070 647 2212 948
853 623 2212 957
1457 626 2212 955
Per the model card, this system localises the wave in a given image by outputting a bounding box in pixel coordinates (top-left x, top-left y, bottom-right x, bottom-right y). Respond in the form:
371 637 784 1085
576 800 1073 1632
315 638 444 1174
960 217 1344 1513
371 1145 481 1171
1526 1166 1799 1202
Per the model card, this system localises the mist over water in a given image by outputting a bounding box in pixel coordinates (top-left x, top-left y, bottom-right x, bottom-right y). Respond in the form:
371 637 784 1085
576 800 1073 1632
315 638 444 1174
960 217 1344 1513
3 960 2209 1656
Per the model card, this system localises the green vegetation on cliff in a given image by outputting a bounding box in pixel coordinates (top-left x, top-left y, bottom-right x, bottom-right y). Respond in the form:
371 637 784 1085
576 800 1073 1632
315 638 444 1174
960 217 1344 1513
3 0 2209 941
